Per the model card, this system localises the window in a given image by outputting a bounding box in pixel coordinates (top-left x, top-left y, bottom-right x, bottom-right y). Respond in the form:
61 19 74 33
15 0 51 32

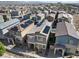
69 39 74 45
69 37 78 46
27 35 35 42
36 36 46 44
15 38 21 42
56 36 69 45
43 45 46 49
37 36 44 42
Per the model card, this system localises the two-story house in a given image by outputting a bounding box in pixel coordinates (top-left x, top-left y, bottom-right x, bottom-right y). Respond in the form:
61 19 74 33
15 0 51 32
54 21 79 56
0 19 20 45
27 20 52 54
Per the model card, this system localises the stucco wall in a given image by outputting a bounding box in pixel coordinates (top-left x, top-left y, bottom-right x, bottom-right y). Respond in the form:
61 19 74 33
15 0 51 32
56 35 79 54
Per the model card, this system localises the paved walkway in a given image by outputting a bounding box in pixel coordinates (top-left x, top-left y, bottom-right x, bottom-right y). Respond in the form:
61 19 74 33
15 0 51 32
0 51 27 58
5 45 46 58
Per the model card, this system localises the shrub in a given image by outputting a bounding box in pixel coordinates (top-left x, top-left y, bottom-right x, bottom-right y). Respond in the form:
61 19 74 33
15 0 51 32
0 42 6 56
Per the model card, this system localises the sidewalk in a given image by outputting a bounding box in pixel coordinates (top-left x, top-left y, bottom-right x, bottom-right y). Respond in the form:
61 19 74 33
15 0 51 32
5 45 46 58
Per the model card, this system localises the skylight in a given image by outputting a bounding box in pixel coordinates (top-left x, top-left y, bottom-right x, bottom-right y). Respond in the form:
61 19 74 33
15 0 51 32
43 26 50 34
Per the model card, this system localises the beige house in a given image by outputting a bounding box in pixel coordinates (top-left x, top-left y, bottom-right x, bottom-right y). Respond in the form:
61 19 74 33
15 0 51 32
9 19 34 45
27 20 52 54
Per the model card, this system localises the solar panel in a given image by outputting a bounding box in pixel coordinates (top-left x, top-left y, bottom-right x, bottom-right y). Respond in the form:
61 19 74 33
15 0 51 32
21 24 27 28
37 20 44 27
26 20 33 24
21 20 33 28
27 13 31 15
11 27 18 32
23 15 29 20
31 17 36 21
37 16 41 20
43 26 50 34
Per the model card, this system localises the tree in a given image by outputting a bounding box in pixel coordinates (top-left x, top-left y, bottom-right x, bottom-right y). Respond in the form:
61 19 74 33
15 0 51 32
0 42 6 56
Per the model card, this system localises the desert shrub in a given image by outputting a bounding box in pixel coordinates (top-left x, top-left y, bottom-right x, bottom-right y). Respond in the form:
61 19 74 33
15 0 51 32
0 42 6 56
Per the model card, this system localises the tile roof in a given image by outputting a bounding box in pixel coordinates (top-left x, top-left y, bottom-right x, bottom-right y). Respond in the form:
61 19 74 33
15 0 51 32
56 21 79 39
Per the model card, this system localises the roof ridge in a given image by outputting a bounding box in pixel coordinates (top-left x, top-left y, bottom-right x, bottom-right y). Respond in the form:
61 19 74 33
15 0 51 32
63 21 69 36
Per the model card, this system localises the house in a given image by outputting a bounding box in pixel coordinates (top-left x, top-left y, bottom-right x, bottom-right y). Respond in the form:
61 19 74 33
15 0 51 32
27 20 52 54
10 10 23 19
31 13 45 27
10 10 19 18
22 13 31 20
37 13 45 20
47 13 56 21
0 17 34 45
0 10 11 23
43 10 49 17
54 21 79 56
9 19 34 45
58 11 73 24
51 11 73 30
0 15 4 23
0 19 20 45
